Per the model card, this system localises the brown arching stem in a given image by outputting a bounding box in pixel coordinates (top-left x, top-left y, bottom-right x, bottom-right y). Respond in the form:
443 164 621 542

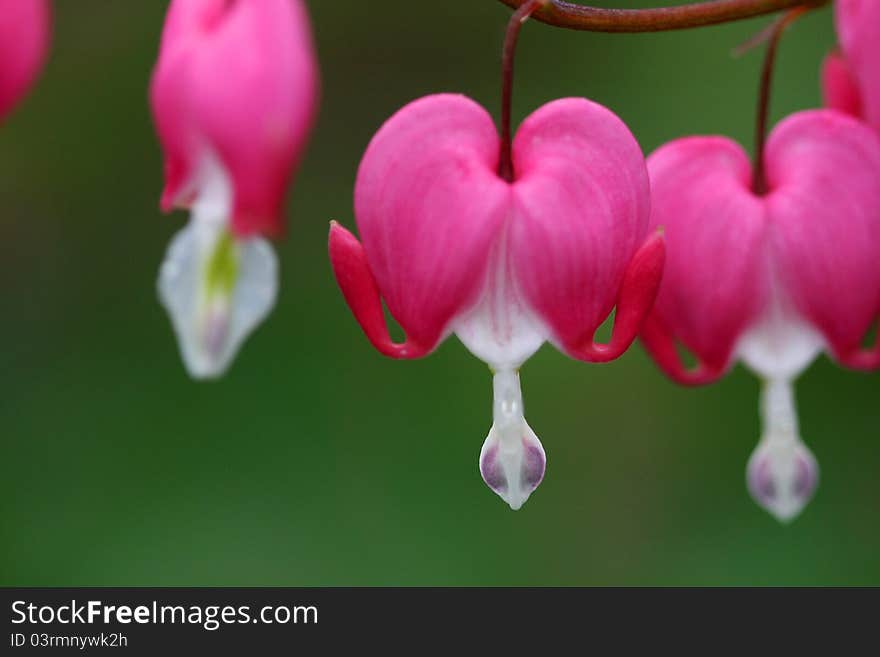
752 6 810 195
494 0 829 183
496 0 828 33
499 0 549 182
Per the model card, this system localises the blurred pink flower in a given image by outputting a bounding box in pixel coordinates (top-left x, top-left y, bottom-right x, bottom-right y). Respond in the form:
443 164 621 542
822 0 880 128
0 0 50 121
330 94 664 509
641 110 880 521
150 0 318 379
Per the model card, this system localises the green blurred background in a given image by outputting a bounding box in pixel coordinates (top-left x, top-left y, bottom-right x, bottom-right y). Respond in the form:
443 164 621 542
1 0 877 586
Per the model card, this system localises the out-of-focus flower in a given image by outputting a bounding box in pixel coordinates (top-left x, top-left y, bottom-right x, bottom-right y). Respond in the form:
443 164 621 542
641 110 880 522
150 0 318 378
330 94 664 509
822 0 880 128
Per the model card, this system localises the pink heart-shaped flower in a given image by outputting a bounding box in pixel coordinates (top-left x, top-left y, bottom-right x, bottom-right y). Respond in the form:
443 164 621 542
642 109 880 382
641 108 880 521
823 0 880 130
330 93 662 365
329 93 664 509
150 0 320 381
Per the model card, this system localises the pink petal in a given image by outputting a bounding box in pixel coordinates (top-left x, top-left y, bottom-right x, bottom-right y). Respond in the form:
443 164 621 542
567 229 666 363
643 137 768 377
150 0 318 237
0 0 50 121
352 94 510 354
822 51 863 119
509 98 651 356
835 0 880 128
765 109 880 363
640 314 729 385
328 222 430 359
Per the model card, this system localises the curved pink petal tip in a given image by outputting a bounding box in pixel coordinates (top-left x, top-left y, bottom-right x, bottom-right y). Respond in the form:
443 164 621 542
328 221 431 359
566 229 666 363
822 51 862 118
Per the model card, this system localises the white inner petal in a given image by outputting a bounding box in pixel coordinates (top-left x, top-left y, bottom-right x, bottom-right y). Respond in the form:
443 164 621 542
452 227 546 371
157 154 278 380
735 281 824 382
737 276 825 379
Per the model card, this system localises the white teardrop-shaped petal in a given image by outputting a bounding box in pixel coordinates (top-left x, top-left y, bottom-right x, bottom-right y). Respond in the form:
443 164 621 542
157 151 278 379
480 419 546 511
158 222 278 380
479 370 546 510
747 437 819 523
745 378 819 522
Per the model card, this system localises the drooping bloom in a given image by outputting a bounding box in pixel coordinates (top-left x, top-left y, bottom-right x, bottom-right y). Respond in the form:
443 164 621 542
150 0 318 378
641 110 880 521
329 94 665 509
0 0 50 121
822 0 880 127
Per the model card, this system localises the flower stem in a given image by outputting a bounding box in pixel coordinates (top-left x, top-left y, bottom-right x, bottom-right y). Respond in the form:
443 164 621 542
752 6 810 195
499 0 549 182
496 0 828 33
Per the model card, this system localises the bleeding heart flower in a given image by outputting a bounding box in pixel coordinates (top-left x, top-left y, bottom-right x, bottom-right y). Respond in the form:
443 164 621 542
822 0 879 128
0 0 50 121
329 94 665 509
641 109 880 522
150 0 318 378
